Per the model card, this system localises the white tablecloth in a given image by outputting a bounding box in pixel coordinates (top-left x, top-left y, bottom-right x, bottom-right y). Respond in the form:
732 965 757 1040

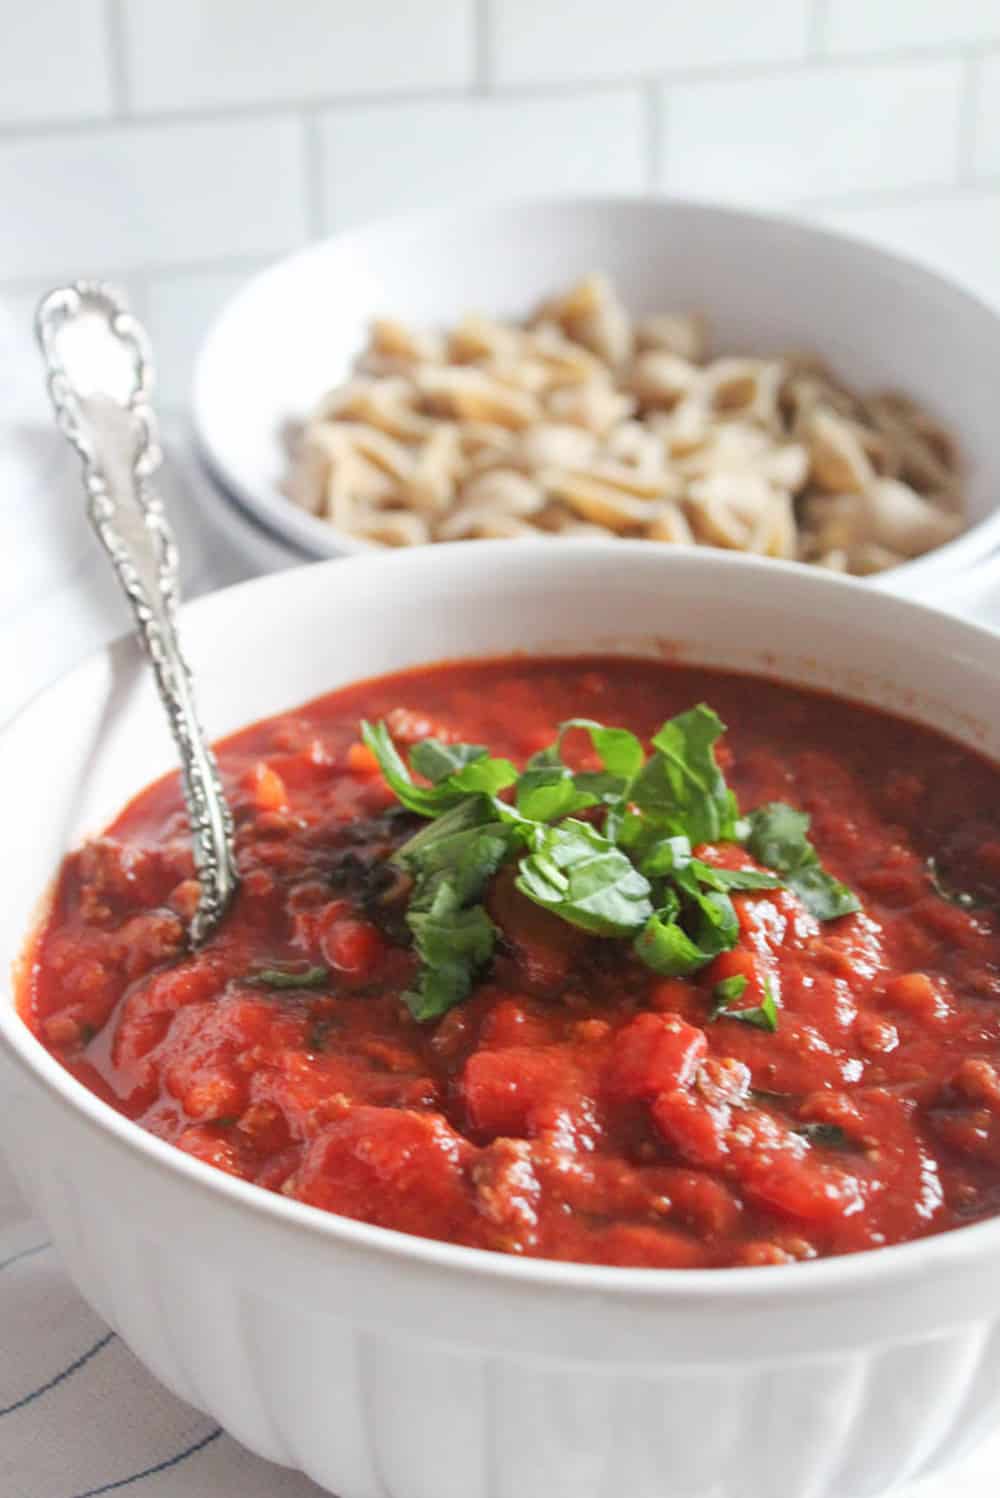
3 298 1000 1498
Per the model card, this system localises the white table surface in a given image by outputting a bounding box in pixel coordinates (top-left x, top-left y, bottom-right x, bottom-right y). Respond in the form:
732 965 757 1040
3 300 1000 1498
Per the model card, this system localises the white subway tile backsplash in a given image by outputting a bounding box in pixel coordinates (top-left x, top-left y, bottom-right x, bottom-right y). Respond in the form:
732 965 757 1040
2 0 1000 371
488 0 810 86
145 266 259 407
973 53 1000 177
121 0 474 113
0 2 113 126
0 118 308 281
812 189 1000 311
660 60 964 204
318 89 645 227
823 1 1000 56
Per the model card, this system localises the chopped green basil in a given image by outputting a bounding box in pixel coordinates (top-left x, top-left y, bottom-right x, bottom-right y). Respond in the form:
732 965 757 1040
404 885 498 1022
746 802 860 921
713 974 748 1004
393 795 494 862
515 763 600 823
556 718 645 780
361 720 517 817
398 813 513 1020
409 738 490 783
633 885 738 977
516 818 653 937
691 862 783 893
710 981 780 1031
629 704 742 846
251 965 330 990
360 700 863 1024
513 717 640 825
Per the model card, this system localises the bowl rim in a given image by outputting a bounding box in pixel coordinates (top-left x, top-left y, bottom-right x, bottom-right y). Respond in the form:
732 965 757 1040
6 541 1000 1306
192 191 1000 587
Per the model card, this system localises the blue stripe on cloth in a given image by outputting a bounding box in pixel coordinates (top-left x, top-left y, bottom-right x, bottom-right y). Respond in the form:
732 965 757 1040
69 1426 224 1497
0 1331 114 1417
0 1239 50 1272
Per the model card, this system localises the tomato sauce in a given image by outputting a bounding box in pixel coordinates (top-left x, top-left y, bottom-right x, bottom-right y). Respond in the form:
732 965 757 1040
19 657 1000 1269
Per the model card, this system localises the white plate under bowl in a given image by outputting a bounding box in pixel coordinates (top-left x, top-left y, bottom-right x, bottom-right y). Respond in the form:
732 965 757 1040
193 195 1000 596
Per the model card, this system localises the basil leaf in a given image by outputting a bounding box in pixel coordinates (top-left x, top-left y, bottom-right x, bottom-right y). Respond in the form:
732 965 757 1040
516 818 653 937
746 802 860 921
633 886 738 976
399 809 514 1021
629 704 741 845
251 964 330 990
710 981 780 1031
640 834 694 879
409 738 489 784
361 720 516 818
393 796 495 863
690 861 782 893
634 897 710 976
515 765 599 823
556 718 645 780
713 974 748 1004
515 719 637 825
694 889 739 952
405 884 498 1021
786 864 861 921
408 828 512 911
639 837 780 899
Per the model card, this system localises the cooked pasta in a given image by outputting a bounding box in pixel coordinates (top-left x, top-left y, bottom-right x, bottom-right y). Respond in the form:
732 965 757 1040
284 274 964 572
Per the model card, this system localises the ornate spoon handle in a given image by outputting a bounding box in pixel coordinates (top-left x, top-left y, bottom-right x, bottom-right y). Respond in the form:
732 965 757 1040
35 281 238 946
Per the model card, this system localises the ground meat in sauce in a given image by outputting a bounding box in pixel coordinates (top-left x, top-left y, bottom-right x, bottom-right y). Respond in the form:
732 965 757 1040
19 657 1000 1269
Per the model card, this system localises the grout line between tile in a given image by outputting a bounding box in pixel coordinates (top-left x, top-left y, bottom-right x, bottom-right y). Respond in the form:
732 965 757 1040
0 44 987 145
807 0 830 58
5 176 1000 304
643 83 662 190
104 0 131 117
957 53 983 185
302 111 325 240
0 253 276 300
474 0 492 92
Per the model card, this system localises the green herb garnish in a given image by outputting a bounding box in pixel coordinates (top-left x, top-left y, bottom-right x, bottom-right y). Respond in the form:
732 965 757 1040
360 721 517 817
710 980 780 1031
405 885 500 1022
713 974 748 1004
516 818 653 937
394 815 513 1021
627 705 743 847
361 703 860 1022
746 803 861 921
251 964 330 989
635 885 739 977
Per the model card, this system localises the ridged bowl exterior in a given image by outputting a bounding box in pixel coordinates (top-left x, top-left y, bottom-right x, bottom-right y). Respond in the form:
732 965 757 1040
5 545 1000 1498
5 1056 1000 1498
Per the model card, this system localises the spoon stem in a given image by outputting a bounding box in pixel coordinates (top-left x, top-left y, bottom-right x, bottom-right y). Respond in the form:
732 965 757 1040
35 281 238 946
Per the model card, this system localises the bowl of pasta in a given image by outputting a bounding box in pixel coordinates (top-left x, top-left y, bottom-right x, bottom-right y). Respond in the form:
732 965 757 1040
193 196 1000 591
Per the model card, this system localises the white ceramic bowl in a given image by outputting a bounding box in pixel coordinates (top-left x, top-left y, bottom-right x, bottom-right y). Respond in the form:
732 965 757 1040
3 543 1000 1498
194 196 1000 596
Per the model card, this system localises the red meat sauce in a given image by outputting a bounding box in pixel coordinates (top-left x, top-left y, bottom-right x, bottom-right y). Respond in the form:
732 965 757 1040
19 657 1000 1269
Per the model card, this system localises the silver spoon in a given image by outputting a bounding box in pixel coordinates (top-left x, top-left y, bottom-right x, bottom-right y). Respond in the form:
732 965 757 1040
35 281 239 945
